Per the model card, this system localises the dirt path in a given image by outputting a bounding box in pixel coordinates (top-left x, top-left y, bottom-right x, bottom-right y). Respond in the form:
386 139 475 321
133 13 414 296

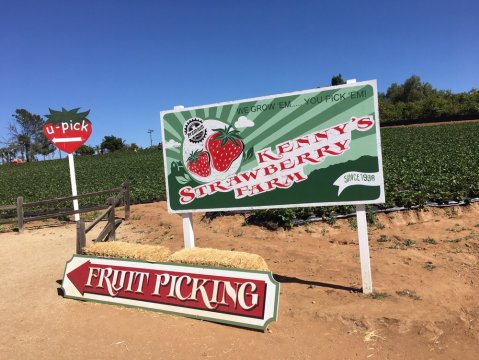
1 202 478 359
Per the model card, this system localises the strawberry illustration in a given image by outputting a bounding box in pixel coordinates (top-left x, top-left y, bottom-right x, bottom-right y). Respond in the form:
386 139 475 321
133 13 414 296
186 150 211 177
206 125 244 172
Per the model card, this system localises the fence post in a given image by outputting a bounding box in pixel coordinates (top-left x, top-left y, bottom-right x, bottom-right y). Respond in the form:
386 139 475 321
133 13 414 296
108 197 116 241
76 220 86 254
123 182 130 220
17 196 24 233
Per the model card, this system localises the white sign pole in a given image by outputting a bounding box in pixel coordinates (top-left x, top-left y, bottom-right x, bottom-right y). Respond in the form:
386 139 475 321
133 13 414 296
182 212 195 248
173 105 195 249
356 204 373 294
346 78 373 294
68 153 80 221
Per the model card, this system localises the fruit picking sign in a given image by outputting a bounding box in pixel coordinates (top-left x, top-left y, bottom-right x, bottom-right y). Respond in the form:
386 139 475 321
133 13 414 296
62 255 280 331
161 80 385 212
43 108 92 153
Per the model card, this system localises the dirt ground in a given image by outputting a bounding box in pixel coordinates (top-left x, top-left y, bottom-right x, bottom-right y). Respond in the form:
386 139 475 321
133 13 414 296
1 202 478 360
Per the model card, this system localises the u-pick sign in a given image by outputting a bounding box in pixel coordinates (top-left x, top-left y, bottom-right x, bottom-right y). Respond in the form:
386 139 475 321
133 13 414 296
43 108 92 153
62 255 280 331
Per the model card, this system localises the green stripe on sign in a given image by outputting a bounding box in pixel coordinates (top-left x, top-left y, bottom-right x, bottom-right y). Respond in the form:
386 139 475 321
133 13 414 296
262 87 372 149
242 89 344 145
164 121 182 142
240 87 372 168
238 97 293 138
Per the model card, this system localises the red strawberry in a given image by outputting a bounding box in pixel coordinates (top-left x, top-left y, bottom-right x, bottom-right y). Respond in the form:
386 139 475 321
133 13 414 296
186 150 211 177
206 125 244 172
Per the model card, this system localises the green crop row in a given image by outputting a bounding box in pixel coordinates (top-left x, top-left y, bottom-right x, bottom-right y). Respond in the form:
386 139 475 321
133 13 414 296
0 148 165 210
1 123 478 224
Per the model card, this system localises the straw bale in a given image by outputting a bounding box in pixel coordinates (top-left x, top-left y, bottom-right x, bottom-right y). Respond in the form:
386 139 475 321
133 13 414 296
83 241 171 262
168 247 269 271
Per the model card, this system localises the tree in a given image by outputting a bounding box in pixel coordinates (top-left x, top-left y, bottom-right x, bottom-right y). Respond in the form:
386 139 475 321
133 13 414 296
33 132 55 160
100 135 126 153
8 109 44 162
75 145 95 156
386 75 433 104
331 74 346 86
129 143 140 152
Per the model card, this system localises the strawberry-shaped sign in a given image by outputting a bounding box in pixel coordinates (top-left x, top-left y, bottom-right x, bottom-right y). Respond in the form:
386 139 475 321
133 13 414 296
186 150 211 177
43 108 92 154
206 125 244 172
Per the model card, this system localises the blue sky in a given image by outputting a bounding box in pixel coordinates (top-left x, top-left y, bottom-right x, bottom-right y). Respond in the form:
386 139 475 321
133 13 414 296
0 0 477 149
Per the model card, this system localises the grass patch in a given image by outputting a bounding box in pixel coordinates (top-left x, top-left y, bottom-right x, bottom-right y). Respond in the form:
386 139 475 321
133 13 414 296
347 217 357 230
403 239 416 247
370 292 389 300
378 235 391 243
424 261 436 271
396 289 421 300
423 237 437 245
447 225 467 232
375 223 385 230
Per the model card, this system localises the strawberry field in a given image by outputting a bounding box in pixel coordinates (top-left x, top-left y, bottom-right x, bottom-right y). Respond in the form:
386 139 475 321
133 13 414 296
0 122 478 215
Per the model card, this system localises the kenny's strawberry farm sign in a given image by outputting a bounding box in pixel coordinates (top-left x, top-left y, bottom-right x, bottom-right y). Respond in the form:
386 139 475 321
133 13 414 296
62 255 279 330
161 80 385 212
43 108 92 154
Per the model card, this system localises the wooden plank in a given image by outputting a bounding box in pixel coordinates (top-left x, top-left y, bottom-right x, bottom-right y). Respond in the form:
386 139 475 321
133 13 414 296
108 198 116 241
96 223 113 242
123 182 130 220
0 218 19 225
22 187 123 208
111 190 125 207
17 197 24 233
76 220 86 254
95 219 122 242
0 205 17 211
85 206 112 234
23 205 108 223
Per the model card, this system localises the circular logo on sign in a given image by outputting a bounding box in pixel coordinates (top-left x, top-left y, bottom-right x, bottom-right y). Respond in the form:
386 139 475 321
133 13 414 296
184 118 207 144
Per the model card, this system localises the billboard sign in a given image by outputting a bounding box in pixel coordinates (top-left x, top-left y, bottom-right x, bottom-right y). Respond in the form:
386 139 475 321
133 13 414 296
161 80 384 213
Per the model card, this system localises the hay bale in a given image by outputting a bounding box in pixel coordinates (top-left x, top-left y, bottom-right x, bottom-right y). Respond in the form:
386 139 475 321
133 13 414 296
83 241 171 262
168 247 269 271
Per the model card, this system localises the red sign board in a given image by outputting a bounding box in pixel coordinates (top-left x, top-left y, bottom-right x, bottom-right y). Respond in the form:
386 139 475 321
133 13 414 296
43 108 92 153
62 255 280 330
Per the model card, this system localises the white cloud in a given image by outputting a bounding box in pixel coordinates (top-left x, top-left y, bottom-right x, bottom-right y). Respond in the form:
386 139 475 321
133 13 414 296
234 116 254 128
164 139 181 149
